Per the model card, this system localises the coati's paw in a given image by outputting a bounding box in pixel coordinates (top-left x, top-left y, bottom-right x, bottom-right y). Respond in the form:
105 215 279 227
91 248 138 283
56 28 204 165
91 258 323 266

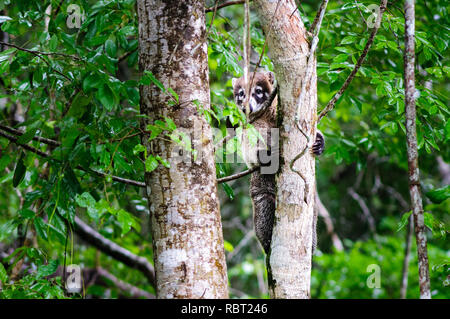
311 132 325 156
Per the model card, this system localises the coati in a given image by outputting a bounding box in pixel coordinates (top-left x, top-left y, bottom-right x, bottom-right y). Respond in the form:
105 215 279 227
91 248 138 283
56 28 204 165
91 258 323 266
232 71 325 254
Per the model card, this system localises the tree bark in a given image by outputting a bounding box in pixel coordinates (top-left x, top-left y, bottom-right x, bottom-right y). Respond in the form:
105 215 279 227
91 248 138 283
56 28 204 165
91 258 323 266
137 0 228 298
254 0 317 298
404 0 431 299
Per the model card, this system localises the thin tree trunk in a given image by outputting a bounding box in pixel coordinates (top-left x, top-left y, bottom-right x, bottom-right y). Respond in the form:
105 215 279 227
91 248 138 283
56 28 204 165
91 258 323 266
254 0 317 298
400 215 413 299
404 0 431 299
315 192 344 252
137 0 228 298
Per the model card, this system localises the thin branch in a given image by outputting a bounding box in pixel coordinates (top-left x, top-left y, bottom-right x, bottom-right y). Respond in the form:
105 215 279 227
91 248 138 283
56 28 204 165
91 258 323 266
309 0 329 35
217 165 259 184
348 187 376 233
96 267 155 299
118 49 137 64
248 0 281 92
0 130 50 158
0 123 259 187
354 0 368 31
315 191 344 251
0 124 61 147
296 0 328 122
74 216 155 285
0 41 83 61
205 0 249 13
290 0 328 199
318 0 388 122
0 128 146 188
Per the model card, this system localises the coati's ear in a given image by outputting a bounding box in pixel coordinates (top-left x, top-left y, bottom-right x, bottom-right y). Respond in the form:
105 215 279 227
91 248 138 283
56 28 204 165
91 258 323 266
266 71 275 85
232 78 238 88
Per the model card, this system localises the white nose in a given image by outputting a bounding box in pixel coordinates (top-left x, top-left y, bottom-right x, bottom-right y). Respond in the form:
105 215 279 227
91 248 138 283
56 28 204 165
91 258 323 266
249 98 258 112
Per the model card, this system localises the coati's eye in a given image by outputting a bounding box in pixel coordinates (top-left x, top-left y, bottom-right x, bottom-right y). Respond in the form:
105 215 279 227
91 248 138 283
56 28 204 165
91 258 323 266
239 91 244 97
255 88 262 95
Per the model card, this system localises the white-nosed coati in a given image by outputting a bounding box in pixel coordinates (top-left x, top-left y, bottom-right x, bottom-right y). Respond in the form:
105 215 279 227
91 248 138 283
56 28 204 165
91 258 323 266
232 71 325 254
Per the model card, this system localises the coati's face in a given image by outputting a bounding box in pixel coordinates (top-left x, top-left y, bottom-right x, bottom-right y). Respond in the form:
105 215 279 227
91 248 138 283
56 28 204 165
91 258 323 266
232 72 274 114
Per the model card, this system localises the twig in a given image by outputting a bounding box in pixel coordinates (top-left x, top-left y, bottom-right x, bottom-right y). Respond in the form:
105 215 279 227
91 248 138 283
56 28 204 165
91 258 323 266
96 267 155 298
74 216 155 285
0 41 83 61
118 49 137 64
315 191 344 251
205 0 249 13
318 0 388 122
354 0 368 31
348 187 376 233
309 0 329 35
248 0 281 93
0 123 259 187
0 130 50 158
296 0 328 122
0 128 146 188
243 0 251 117
0 124 61 147
289 0 329 205
217 165 259 184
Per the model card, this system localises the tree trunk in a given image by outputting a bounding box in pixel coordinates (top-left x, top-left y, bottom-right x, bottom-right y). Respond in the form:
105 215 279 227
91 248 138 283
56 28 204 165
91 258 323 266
404 0 431 299
137 0 228 299
254 0 317 298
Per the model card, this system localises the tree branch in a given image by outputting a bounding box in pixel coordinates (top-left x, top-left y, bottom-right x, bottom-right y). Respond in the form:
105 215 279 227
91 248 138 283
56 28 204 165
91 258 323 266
205 0 249 13
74 216 155 286
0 124 61 147
318 0 388 123
217 165 259 184
0 127 146 188
96 267 155 298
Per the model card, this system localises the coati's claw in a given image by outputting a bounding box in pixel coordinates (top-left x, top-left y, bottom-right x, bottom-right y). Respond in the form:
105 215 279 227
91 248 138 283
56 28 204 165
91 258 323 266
312 132 325 156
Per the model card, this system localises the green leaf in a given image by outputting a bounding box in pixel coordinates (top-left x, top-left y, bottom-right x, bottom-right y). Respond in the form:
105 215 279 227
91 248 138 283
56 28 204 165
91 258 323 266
156 155 170 168
37 259 59 278
116 209 140 236
18 208 35 218
142 71 165 91
17 127 38 144
105 39 117 58
425 185 450 204
333 54 349 63
83 73 103 92
49 34 58 51
145 155 158 172
341 36 357 44
397 211 412 232
97 84 116 111
0 262 8 284
165 117 176 131
221 182 234 200
0 16 12 23
133 144 146 155
224 240 234 252
34 217 48 241
13 151 26 187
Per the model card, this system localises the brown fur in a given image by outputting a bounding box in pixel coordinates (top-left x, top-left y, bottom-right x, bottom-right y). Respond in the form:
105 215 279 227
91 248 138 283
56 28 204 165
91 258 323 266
232 72 324 254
